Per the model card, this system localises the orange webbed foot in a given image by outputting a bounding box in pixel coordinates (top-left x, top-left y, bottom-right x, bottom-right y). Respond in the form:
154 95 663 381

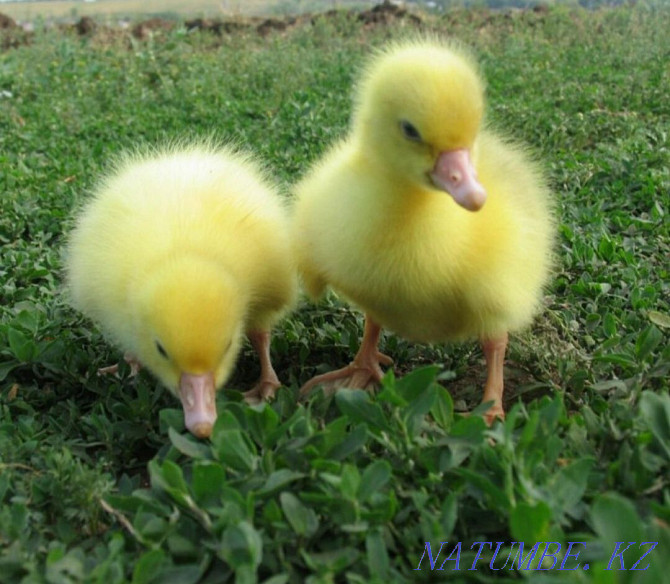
299 350 393 397
482 403 505 426
243 330 282 404
480 333 508 427
300 317 392 397
243 376 281 404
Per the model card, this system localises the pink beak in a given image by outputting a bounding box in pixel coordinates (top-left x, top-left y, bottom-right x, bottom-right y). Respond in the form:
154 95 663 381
430 149 487 211
179 372 217 438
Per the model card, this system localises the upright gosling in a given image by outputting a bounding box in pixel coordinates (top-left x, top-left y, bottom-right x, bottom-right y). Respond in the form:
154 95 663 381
293 39 555 422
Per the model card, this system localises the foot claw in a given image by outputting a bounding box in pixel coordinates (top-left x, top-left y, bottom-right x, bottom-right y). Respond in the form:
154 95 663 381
243 378 281 404
483 405 505 426
299 359 388 398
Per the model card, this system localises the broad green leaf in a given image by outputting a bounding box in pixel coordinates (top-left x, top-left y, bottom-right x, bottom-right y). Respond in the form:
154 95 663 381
395 365 440 401
590 379 628 393
301 547 359 572
440 493 458 537
280 492 318 537
0 361 18 382
135 513 169 541
402 383 437 437
147 460 169 492
7 328 37 362
602 312 618 337
366 529 389 577
213 430 258 473
158 460 189 493
548 458 594 516
367 489 398 523
262 499 283 524
257 469 305 497
147 460 192 508
416 445 446 473
245 402 280 446
536 394 565 429
335 389 388 431
510 501 552 542
456 467 511 510
154 564 202 584
220 521 263 569
430 386 453 431
314 416 349 457
261 576 289 584
593 353 637 368
358 460 391 502
169 427 211 460
327 423 368 460
377 369 406 407
638 391 670 459
166 533 198 557
103 494 143 516
648 310 670 329
232 565 255 584
635 325 663 361
0 474 9 502
11 309 40 333
340 464 360 501
159 408 184 433
590 493 643 551
44 546 65 565
213 409 243 433
192 461 225 503
44 548 86 582
132 550 166 584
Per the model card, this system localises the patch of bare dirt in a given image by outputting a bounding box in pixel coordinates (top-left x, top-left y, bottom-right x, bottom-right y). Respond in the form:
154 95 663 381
0 12 33 49
184 17 256 36
0 12 16 30
1 0 425 52
358 0 422 26
132 18 176 40
75 16 97 36
1 3 557 53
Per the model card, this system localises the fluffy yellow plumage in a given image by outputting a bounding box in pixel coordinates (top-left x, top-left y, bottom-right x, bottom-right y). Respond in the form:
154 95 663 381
293 39 555 421
66 142 297 437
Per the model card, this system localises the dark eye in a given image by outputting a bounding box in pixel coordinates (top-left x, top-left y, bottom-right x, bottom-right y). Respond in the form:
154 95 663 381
156 341 169 359
400 120 422 142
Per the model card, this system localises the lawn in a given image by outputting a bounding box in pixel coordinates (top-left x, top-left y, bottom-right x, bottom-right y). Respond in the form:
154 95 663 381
0 3 669 583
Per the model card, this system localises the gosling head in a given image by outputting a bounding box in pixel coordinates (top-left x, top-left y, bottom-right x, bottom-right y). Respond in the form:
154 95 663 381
353 40 487 211
135 257 244 438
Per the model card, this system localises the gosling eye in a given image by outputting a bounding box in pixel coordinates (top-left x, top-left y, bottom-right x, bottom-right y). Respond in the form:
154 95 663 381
155 341 169 359
400 120 422 142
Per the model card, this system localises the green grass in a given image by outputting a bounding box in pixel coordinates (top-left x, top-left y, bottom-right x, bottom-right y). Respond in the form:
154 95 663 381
1 5 669 583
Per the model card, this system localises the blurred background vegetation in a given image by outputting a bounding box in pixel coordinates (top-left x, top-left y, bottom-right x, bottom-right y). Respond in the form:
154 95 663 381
0 0 667 23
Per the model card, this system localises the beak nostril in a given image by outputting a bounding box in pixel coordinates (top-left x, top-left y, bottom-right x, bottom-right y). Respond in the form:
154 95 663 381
450 172 461 183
